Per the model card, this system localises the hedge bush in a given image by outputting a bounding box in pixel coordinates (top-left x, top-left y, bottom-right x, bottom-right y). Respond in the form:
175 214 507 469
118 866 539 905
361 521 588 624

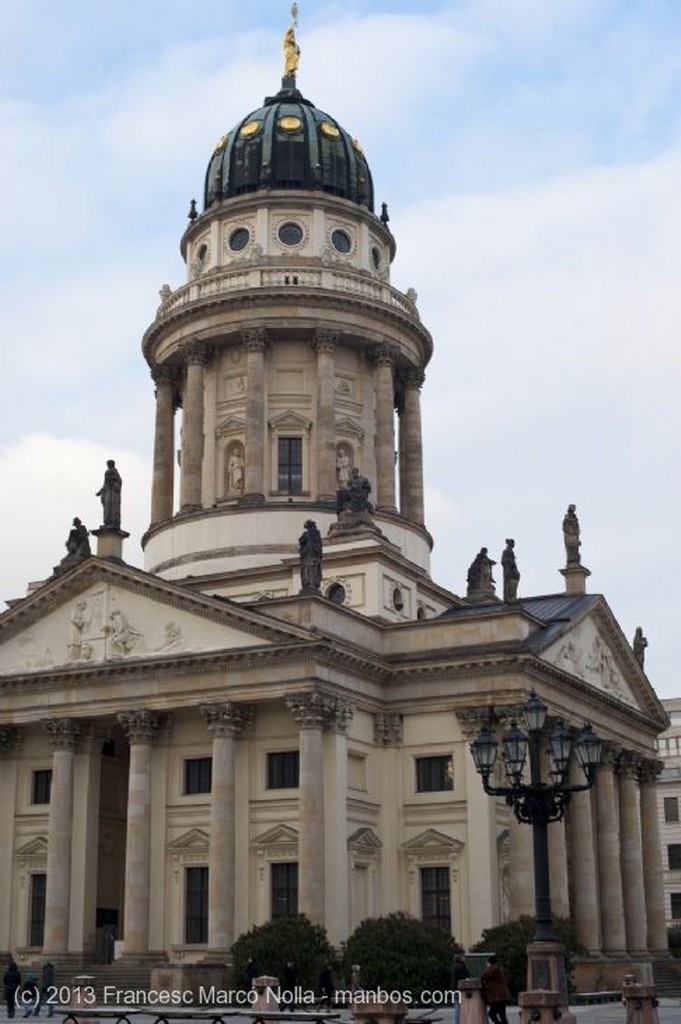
231 914 334 993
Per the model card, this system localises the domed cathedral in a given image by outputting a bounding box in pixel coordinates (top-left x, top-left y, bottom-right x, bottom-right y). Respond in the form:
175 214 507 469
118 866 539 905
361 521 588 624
0 15 671 994
143 28 440 619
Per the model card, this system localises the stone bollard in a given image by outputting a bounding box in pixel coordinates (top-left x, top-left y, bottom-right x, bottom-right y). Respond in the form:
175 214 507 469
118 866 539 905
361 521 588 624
351 999 409 1024
621 976 660 1024
70 975 97 1024
458 978 487 1024
252 975 280 1011
518 989 575 1023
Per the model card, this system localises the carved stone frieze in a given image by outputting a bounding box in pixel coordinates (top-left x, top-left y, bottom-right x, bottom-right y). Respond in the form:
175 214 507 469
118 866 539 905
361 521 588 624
199 701 255 737
118 709 169 744
42 717 90 752
374 712 403 747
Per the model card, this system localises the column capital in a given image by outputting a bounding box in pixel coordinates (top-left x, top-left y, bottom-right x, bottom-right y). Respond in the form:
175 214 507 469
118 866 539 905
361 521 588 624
312 329 338 355
150 363 178 386
371 342 399 367
117 709 169 744
0 725 20 756
241 327 269 352
374 712 403 746
617 750 643 779
599 740 622 770
42 718 90 751
401 366 425 390
285 690 338 729
638 757 664 784
200 702 254 737
180 341 211 366
329 698 354 734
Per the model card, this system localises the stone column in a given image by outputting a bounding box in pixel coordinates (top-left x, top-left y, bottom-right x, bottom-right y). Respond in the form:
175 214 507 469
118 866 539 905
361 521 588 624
42 718 88 954
595 745 627 954
242 329 267 502
199 702 254 956
400 369 425 524
374 714 404 918
547 817 569 919
617 753 648 954
373 344 397 512
285 691 336 925
0 728 20 952
566 760 600 953
150 365 177 524
313 330 338 501
324 699 353 945
507 813 534 919
117 710 168 956
179 343 208 510
639 759 668 953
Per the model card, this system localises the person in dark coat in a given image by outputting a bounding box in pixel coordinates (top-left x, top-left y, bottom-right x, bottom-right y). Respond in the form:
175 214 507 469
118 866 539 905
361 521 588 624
280 961 298 1012
242 958 260 993
318 964 335 1008
20 973 39 1019
39 961 55 1018
480 956 511 1024
3 959 21 1018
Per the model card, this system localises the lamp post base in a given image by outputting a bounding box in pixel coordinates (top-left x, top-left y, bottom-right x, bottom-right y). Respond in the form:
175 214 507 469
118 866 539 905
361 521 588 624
526 941 570 1011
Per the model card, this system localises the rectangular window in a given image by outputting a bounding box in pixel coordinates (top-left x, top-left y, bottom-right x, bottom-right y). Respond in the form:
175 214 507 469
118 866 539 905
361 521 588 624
271 862 298 918
277 437 303 494
184 757 212 795
664 797 679 823
416 755 453 793
420 866 451 930
29 873 46 947
668 844 681 870
267 751 299 789
671 893 681 920
185 866 208 944
32 769 52 805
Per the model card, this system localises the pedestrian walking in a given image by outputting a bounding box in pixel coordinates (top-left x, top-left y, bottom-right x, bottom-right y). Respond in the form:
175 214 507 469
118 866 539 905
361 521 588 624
480 955 511 1024
3 959 21 1018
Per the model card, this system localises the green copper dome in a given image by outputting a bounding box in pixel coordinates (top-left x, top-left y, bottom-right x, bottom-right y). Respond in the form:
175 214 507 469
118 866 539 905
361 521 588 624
204 80 374 212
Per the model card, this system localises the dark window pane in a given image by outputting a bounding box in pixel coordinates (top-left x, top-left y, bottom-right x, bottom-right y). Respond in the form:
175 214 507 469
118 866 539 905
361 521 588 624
185 866 208 944
271 862 298 918
420 867 450 930
278 437 303 494
32 770 52 804
416 756 453 793
664 797 679 823
668 844 681 870
29 873 46 947
267 751 299 789
671 892 681 920
185 757 212 794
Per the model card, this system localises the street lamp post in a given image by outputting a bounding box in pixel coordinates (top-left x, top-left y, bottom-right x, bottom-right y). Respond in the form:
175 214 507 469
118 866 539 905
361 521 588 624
470 691 602 1008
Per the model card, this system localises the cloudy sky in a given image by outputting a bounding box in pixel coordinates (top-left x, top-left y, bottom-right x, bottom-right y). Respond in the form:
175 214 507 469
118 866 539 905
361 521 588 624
1 1 679 699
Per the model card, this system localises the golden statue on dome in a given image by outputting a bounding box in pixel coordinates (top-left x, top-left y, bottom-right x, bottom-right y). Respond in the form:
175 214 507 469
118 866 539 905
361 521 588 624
283 3 300 77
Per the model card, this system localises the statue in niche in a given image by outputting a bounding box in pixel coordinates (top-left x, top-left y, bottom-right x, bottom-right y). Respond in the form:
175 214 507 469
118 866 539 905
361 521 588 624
66 517 91 558
96 460 122 528
226 444 245 495
467 547 496 600
337 467 373 517
632 627 648 669
562 503 581 565
501 538 520 603
299 520 322 594
336 445 352 488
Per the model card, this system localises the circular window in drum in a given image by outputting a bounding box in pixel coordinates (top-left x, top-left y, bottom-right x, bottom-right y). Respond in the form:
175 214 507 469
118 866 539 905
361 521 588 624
229 227 250 252
278 222 304 246
327 583 346 605
331 229 352 254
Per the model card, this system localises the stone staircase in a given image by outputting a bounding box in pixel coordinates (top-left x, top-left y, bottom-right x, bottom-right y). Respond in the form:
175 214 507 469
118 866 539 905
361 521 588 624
61 963 155 1004
652 959 681 997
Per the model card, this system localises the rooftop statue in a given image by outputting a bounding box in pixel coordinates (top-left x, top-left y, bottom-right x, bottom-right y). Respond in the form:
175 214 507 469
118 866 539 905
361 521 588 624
562 503 581 565
632 627 648 669
66 517 91 559
97 460 122 529
501 538 520 603
467 547 496 601
283 5 300 78
299 520 322 594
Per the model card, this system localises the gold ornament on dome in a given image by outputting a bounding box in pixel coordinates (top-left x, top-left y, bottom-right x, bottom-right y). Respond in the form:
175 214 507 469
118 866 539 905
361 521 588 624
320 121 340 139
352 138 364 154
279 115 302 133
240 121 262 138
283 4 301 77
213 134 229 154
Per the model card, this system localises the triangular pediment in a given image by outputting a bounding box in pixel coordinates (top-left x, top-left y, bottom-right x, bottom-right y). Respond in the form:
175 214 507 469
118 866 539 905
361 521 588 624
402 828 463 854
215 415 246 438
540 601 650 712
16 836 47 858
252 824 299 848
335 416 365 440
348 827 382 850
0 560 310 679
268 410 312 432
167 828 209 852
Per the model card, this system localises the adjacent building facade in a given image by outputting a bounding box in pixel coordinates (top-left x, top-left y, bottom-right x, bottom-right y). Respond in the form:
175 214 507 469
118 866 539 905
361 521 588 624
657 699 681 929
0 32 670 981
